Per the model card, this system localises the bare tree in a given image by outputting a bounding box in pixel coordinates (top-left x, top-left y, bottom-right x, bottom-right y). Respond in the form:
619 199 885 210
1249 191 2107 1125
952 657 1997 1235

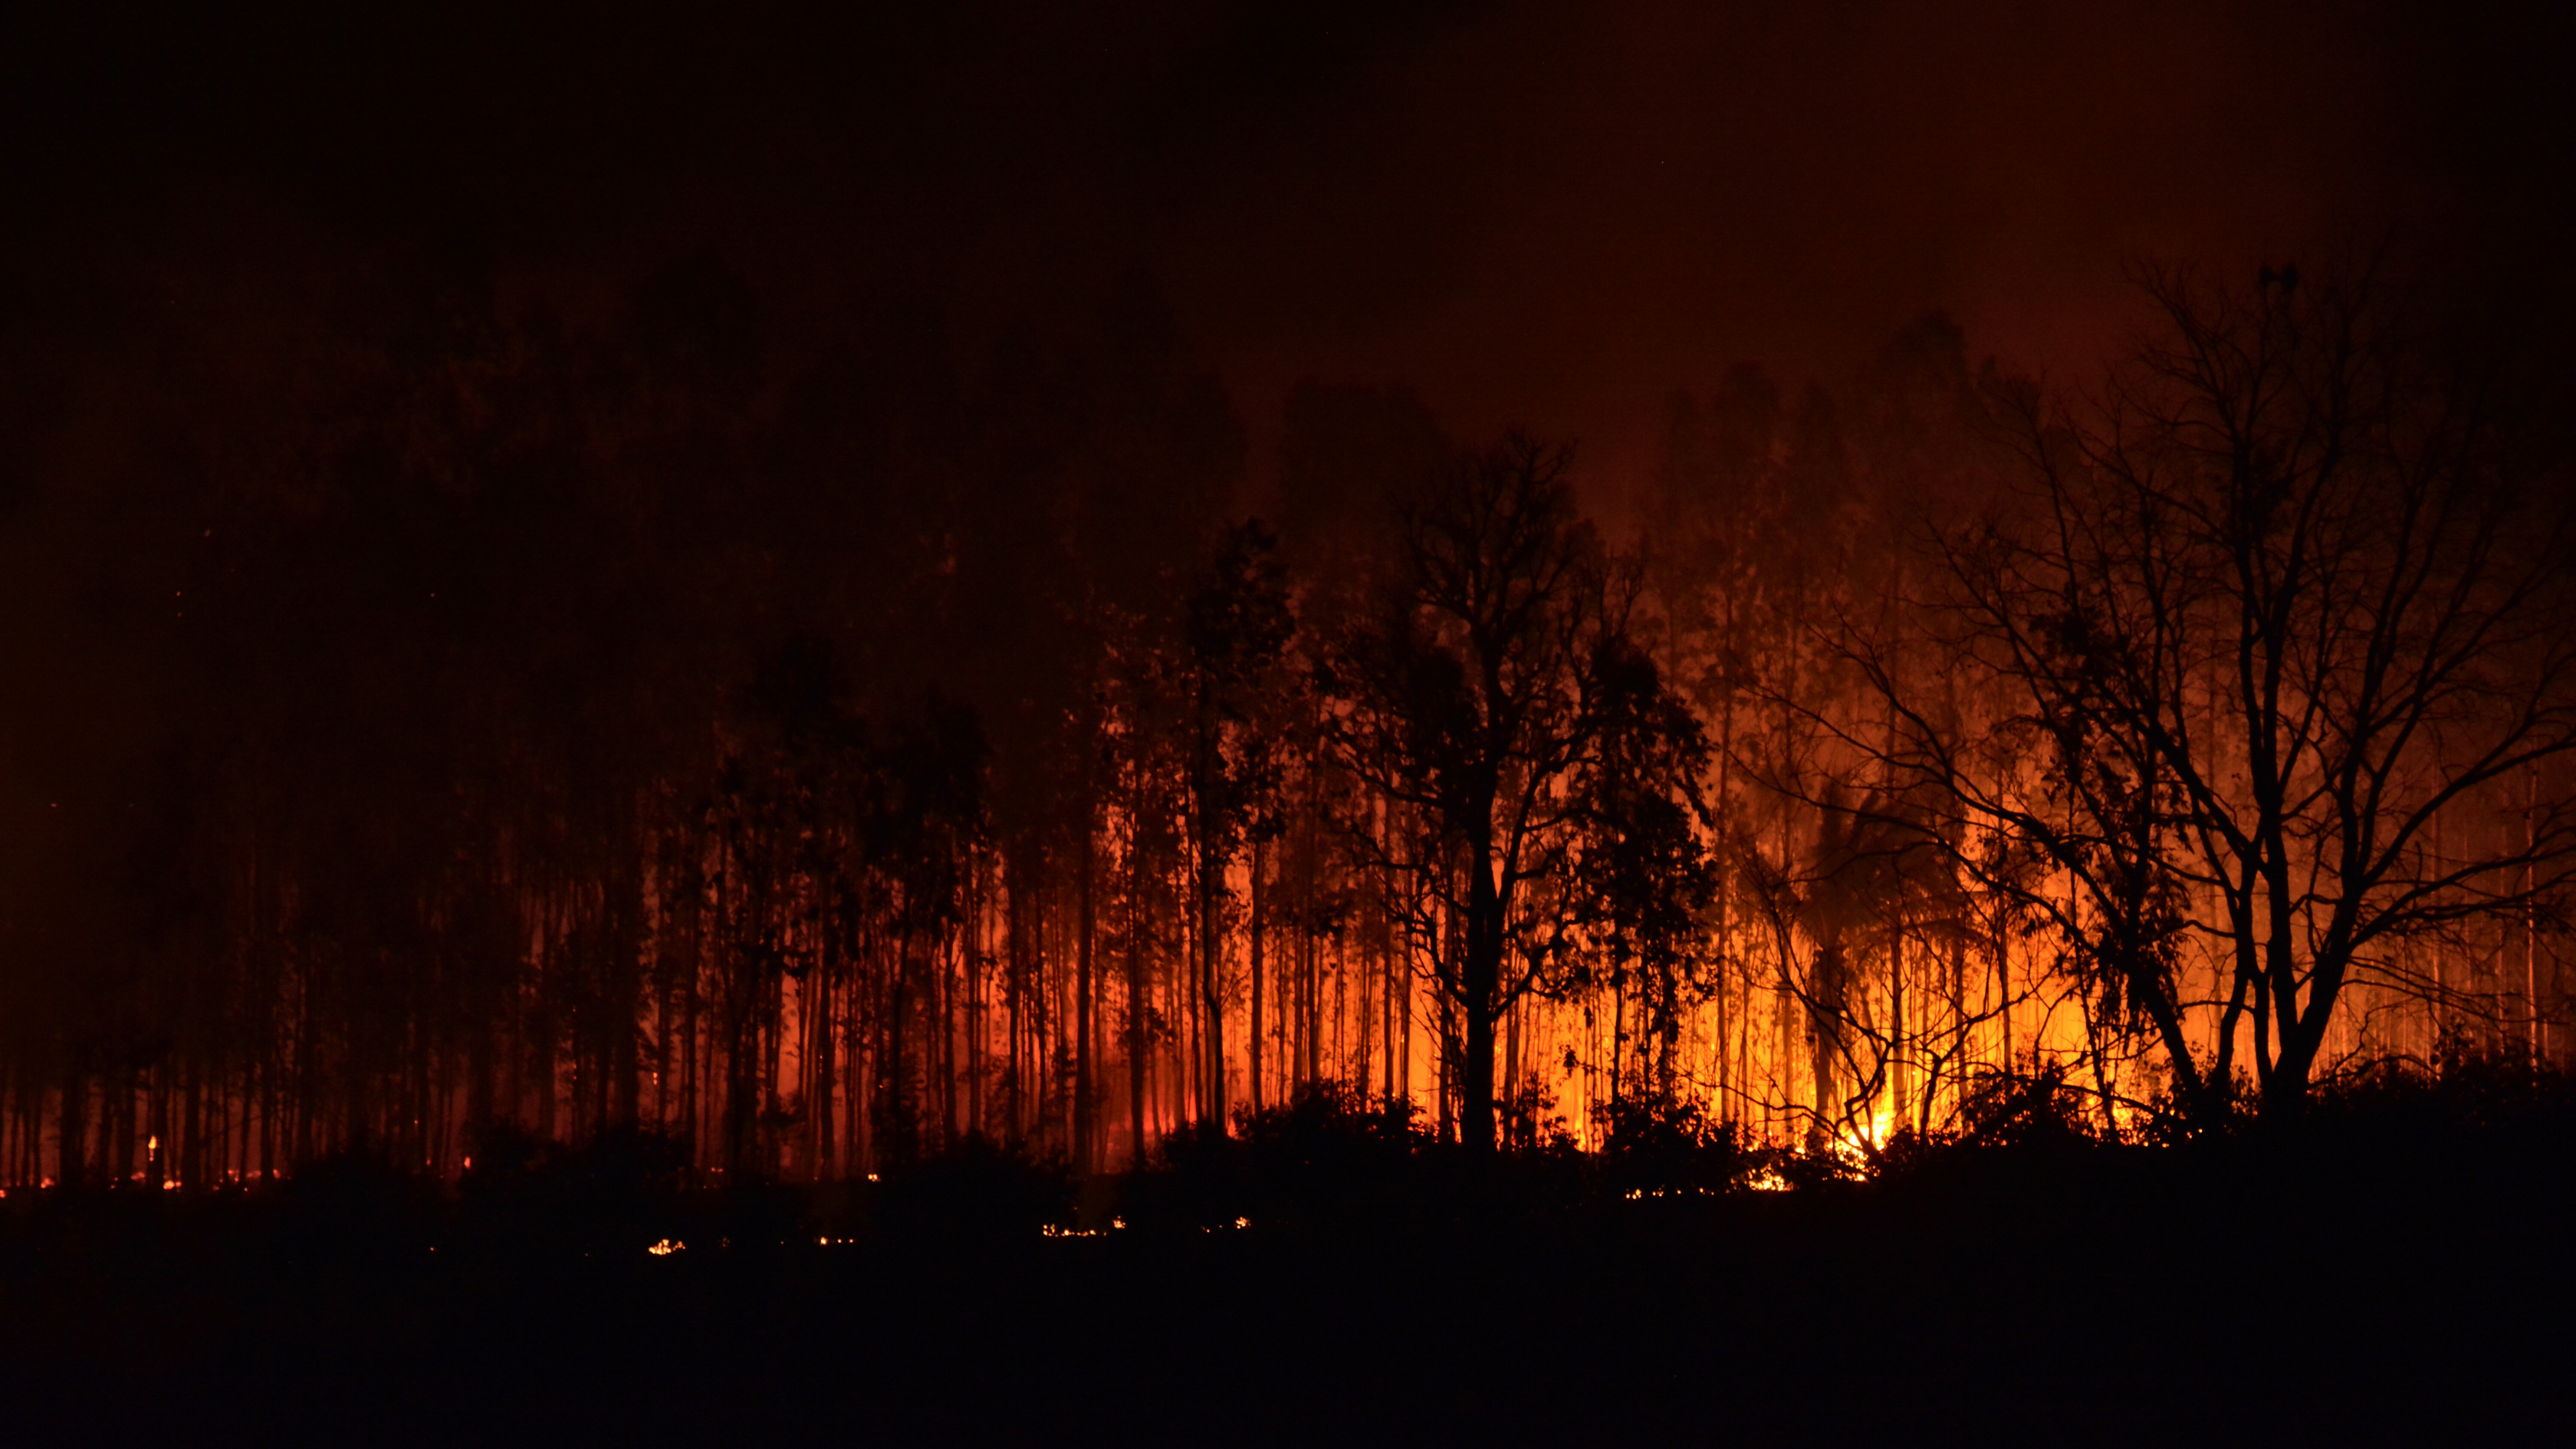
1856 262 2576 1123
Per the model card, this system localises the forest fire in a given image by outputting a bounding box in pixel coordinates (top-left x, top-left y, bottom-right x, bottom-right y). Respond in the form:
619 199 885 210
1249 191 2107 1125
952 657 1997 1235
0 0 2568 1440
0 255 2554 1195
0 327 2555 1191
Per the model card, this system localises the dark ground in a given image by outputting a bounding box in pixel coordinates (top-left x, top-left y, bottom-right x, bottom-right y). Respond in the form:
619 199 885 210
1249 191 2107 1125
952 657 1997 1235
1 1089 2568 1446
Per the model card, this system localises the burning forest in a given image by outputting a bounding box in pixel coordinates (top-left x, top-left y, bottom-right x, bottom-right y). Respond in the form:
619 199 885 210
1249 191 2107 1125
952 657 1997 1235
0 1 2570 1439
0 262 2565 1194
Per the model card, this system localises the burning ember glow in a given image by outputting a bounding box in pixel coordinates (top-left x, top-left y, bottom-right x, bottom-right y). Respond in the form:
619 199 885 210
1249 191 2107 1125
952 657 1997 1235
1043 1217 1135 1239
1833 1107 1899 1165
647 1239 685 1257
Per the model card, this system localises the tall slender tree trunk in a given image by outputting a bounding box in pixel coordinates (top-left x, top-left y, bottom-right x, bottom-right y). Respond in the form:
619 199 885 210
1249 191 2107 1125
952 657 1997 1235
1125 837 1148 1171
1076 823 1096 1172
56 1055 84 1190
1993 903 2013 1079
1249 837 1265 1115
1198 867 1223 1128
1890 926 1907 1136
1809 938 1842 1146
1461 838 1503 1155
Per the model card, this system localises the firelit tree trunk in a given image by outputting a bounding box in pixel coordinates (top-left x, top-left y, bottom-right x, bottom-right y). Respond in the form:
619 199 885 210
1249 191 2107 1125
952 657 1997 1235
881 928 914 1165
1125 843 1148 1170
934 931 954 1149
1076 825 1097 1171
1460 845 1504 1152
1656 963 1680 1106
1383 905 1403 1102
961 872 984 1139
1249 836 1266 1114
1807 941 1842 1145
1006 857 1029 1142
1302 853 1322 1089
1196 792 1226 1128
1888 928 1907 1135
807 946 836 1180
57 1054 84 1190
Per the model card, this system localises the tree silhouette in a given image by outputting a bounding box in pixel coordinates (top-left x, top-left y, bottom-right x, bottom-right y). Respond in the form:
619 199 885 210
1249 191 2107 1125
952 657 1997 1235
1181 520 1296 1129
1321 435 1704 1152
0 226 2562 1194
1854 262 2576 1122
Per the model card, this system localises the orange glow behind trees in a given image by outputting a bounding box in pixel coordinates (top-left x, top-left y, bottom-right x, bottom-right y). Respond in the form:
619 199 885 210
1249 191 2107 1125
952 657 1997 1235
0 260 2564 1191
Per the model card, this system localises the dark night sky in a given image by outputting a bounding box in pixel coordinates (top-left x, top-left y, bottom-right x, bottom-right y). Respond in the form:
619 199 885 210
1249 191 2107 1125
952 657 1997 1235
5 0 2569 504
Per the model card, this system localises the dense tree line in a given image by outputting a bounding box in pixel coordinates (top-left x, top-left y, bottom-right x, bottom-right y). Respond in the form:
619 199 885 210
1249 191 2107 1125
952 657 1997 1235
0 239 2565 1189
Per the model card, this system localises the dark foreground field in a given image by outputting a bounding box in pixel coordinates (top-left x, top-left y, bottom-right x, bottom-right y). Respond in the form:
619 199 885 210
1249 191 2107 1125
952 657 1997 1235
1 1084 2569 1445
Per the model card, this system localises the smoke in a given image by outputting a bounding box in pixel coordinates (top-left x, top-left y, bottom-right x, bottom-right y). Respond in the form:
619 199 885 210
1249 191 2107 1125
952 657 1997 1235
7 0 2561 504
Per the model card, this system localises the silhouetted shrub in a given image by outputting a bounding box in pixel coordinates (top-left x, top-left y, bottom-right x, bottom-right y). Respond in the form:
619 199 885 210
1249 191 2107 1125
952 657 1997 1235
455 1122 692 1259
1594 1096 1743 1198
276 1139 433 1266
1953 1066 2103 1150
1111 1086 1440 1234
1230 1085 1438 1230
873 1133 1072 1243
